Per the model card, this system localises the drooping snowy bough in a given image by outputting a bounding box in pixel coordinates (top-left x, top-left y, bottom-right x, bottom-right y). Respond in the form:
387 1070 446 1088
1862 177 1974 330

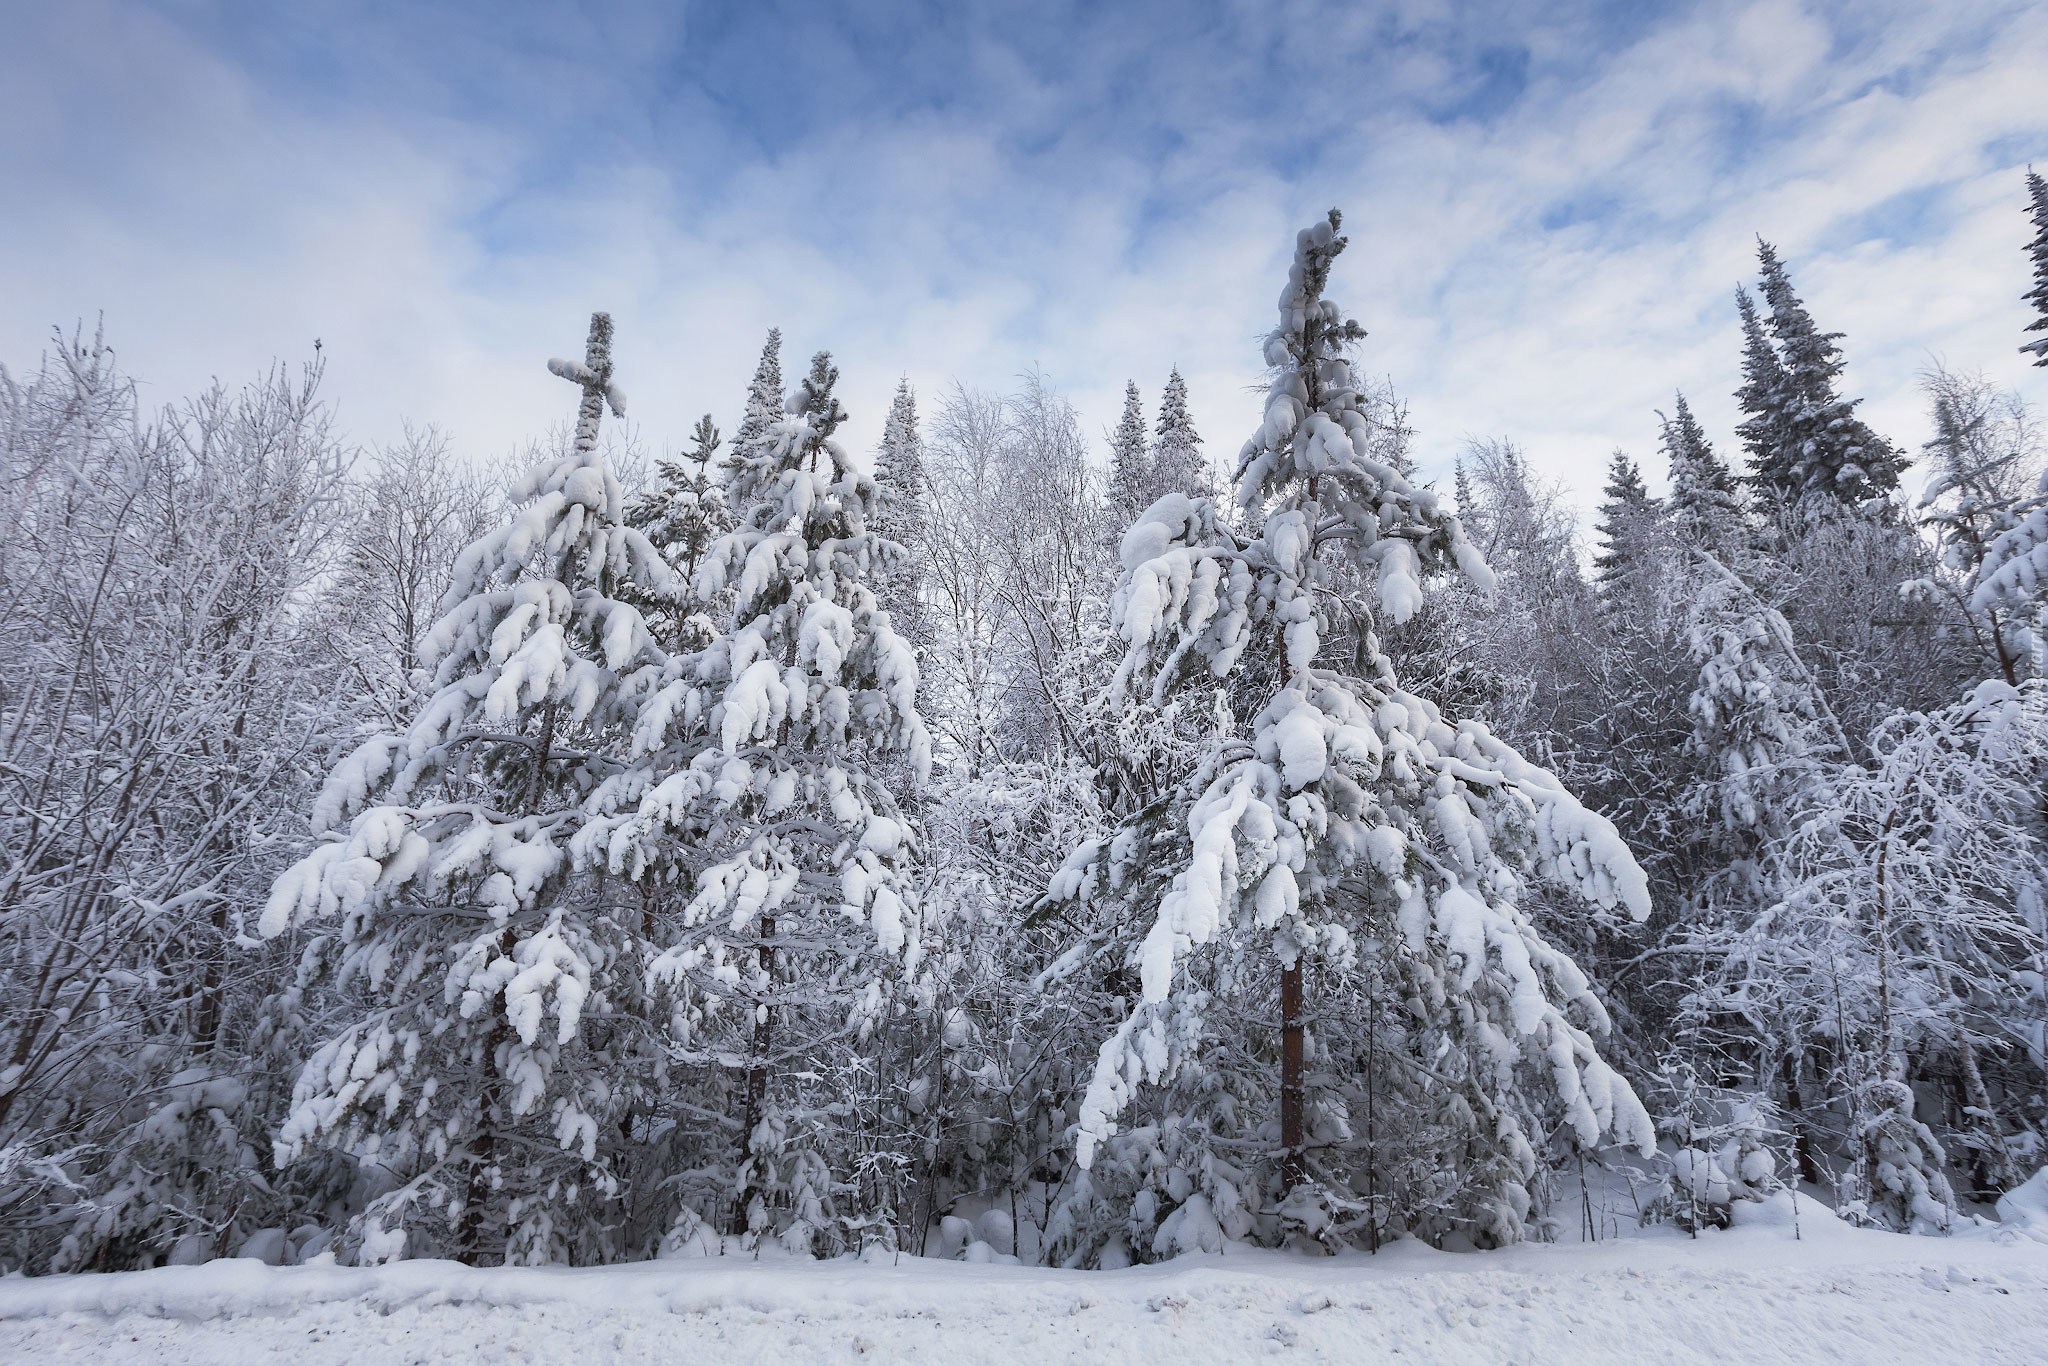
1039 213 1655 1258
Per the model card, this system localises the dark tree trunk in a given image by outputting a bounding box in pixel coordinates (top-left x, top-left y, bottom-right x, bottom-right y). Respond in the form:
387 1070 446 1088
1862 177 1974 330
732 918 775 1235
1281 958 1305 1190
459 925 518 1265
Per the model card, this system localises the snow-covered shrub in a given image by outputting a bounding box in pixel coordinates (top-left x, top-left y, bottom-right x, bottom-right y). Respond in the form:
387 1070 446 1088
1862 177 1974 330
1643 1063 1787 1234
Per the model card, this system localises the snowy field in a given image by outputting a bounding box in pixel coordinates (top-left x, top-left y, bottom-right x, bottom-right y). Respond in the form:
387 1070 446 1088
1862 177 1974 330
5 1195 2046 1365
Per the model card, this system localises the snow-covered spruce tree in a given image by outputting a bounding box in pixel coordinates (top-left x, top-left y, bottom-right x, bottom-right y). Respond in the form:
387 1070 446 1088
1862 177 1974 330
1106 380 1151 526
1591 449 1659 591
1661 393 1745 556
2023 169 2048 366
871 378 933 697
874 378 928 551
1735 258 1952 734
1735 284 1795 506
1152 366 1208 500
578 349 933 1255
632 414 729 584
260 313 675 1265
1742 242 1905 511
1038 212 1654 1259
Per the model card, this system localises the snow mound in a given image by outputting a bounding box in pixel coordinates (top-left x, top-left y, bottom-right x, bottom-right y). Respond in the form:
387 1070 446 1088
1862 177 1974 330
1998 1167 2048 1243
6 1205 2048 1365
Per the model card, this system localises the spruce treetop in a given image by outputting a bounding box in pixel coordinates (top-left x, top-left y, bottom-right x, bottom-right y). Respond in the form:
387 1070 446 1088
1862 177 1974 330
873 377 927 547
688 413 722 466
1107 380 1151 522
1735 285 1795 494
1662 392 1744 553
1152 366 1206 496
1738 243 1904 510
2023 169 2048 366
1593 449 1657 586
731 327 786 470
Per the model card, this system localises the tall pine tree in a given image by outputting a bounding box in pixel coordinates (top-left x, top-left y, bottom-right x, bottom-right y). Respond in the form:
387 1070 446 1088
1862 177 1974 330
871 377 934 763
1734 284 1795 503
873 378 928 553
729 328 785 477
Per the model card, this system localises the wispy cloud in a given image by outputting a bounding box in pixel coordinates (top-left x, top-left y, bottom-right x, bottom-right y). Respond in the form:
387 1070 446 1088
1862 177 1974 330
3 0 2043 514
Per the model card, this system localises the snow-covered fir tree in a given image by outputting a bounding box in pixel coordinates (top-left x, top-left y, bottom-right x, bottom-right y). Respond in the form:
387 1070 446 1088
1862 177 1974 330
259 313 674 1266
577 348 935 1254
1735 285 1795 501
1151 366 1207 499
1037 212 1655 1261
871 379 932 657
870 378 937 807
728 328 785 474
1106 380 1151 525
1592 449 1659 589
1661 393 1745 555
873 378 928 552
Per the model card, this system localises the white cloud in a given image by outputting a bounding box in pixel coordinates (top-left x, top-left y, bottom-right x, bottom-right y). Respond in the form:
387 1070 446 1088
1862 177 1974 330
2 0 2043 528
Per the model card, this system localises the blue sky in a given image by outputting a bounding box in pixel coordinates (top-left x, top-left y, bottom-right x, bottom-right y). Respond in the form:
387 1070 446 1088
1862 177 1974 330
4 0 2045 514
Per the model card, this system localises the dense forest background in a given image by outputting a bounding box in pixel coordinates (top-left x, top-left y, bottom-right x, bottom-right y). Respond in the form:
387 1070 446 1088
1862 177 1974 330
3 176 2047 1273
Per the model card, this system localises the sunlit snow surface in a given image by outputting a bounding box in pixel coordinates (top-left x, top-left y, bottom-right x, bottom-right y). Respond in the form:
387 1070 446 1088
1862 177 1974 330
5 1194 2047 1364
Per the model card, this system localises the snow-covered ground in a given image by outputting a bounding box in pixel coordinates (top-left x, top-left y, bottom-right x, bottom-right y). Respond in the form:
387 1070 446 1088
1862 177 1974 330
5 1194 2046 1364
